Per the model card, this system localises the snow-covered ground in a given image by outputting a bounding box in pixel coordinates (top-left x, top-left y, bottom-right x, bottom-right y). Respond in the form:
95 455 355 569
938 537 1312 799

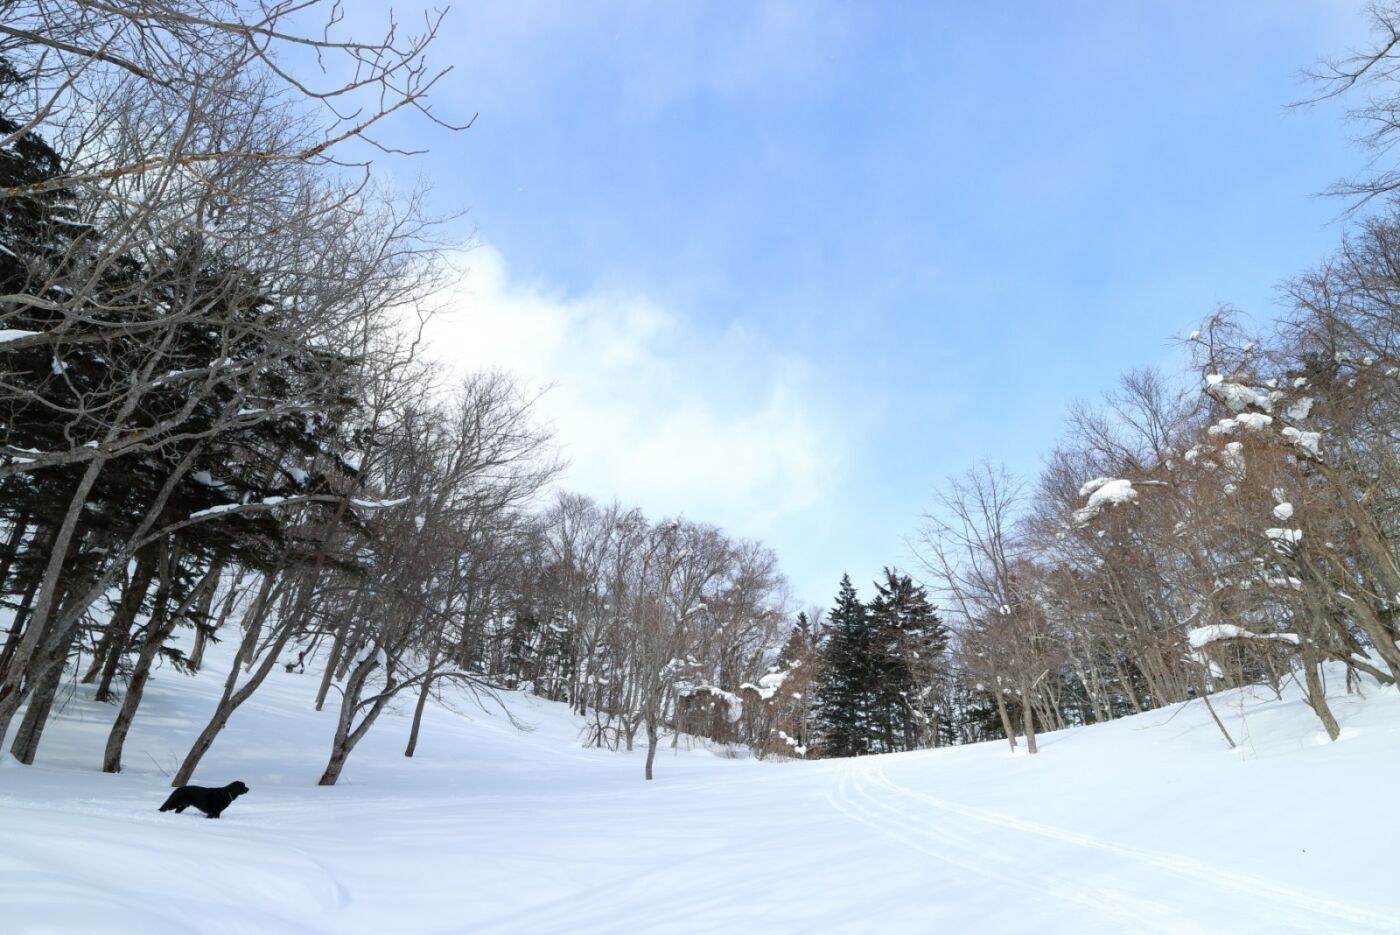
3 647 1400 934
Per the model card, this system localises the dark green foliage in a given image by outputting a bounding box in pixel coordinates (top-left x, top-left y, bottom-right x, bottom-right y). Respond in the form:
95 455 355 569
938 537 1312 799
813 574 877 757
811 570 950 758
866 568 949 751
0 57 367 721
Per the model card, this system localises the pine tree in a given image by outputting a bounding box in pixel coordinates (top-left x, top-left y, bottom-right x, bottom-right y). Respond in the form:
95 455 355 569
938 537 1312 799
866 568 949 751
814 574 876 757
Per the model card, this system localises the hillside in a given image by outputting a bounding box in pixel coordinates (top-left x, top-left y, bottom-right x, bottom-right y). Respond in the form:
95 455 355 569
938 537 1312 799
3 644 1399 934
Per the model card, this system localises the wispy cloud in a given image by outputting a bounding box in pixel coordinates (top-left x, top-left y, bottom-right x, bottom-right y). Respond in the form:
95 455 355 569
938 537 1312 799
425 245 840 536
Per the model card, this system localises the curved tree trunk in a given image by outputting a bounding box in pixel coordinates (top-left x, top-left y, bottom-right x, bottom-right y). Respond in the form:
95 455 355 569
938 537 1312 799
172 574 286 787
101 608 179 773
1300 643 1342 742
319 652 394 786
88 549 160 701
1194 669 1237 750
314 627 347 713
644 718 659 781
8 654 66 763
186 562 228 672
404 671 435 759
103 540 187 773
8 563 98 764
404 636 442 757
0 457 112 744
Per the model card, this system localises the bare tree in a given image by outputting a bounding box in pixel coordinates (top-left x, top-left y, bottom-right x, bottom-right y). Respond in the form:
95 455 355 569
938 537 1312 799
0 0 464 764
917 464 1054 754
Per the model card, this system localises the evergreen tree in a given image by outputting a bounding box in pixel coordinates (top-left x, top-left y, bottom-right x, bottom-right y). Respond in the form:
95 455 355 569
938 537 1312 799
0 56 370 762
813 574 876 757
866 568 950 751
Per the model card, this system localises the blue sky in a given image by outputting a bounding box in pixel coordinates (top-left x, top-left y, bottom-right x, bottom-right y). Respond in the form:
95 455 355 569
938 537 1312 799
350 1 1370 608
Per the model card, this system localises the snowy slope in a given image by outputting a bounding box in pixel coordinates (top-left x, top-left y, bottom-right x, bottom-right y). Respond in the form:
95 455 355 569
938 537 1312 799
3 645 1400 935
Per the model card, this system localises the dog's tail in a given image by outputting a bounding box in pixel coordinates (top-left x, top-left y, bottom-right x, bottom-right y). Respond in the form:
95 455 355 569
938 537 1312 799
158 789 181 812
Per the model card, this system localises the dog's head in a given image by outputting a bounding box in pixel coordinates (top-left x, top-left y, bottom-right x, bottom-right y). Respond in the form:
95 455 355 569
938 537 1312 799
228 781 250 798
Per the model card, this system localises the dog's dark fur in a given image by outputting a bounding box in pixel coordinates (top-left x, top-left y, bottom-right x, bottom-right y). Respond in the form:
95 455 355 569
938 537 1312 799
158 781 250 819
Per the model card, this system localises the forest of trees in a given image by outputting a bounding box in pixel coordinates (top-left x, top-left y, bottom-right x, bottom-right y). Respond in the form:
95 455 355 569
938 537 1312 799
0 0 799 784
4 0 1400 791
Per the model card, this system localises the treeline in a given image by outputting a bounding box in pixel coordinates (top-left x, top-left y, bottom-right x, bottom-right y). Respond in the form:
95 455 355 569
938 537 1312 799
787 237 1400 756
499 495 789 777
852 211 1400 756
0 2 799 784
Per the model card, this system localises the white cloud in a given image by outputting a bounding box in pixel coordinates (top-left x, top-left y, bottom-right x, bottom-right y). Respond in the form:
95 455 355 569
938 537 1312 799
423 245 838 535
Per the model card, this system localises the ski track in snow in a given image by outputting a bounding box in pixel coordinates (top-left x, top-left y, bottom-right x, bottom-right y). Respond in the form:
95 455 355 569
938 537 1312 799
828 757 1400 935
826 761 1194 934
8 635 1400 934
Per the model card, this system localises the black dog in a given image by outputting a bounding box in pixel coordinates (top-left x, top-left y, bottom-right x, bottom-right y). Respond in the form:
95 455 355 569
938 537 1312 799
158 781 250 819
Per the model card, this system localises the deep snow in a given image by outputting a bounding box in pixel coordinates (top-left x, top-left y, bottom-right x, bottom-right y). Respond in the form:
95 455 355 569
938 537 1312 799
3 644 1400 934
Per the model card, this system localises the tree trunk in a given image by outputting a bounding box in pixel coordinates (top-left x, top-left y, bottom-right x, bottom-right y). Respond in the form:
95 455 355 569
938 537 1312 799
333 652 355 681
319 735 352 787
1071 659 1106 724
7 577 92 764
7 653 65 764
189 626 209 671
87 549 160 701
404 658 438 758
101 608 180 773
1340 596 1400 685
1193 669 1237 750
403 624 439 755
1112 659 1144 714
993 689 1017 752
315 627 347 713
186 561 227 672
1021 685 1038 755
171 575 287 787
1301 644 1342 741
644 718 659 781
319 652 393 786
0 455 112 741
102 540 188 773
83 557 142 682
